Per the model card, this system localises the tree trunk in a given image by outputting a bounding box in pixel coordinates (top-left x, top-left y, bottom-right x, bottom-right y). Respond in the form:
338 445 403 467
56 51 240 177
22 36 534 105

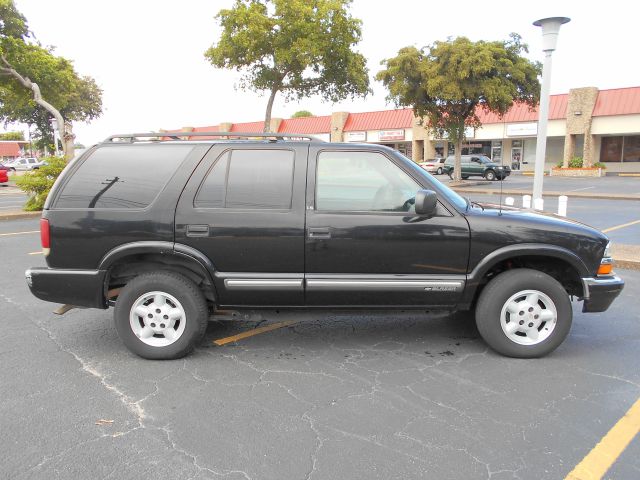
0 55 74 160
263 86 278 133
453 138 463 182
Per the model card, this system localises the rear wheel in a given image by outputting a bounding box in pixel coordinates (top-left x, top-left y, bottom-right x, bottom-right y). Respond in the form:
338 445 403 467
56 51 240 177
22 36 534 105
475 268 572 358
436 167 443 175
461 175 470 180
114 271 208 359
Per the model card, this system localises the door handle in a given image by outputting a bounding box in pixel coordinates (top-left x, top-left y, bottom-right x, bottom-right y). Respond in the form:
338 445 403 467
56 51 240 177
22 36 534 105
308 227 331 240
186 224 210 237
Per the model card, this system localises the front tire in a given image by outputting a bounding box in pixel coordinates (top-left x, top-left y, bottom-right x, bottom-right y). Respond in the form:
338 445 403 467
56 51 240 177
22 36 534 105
475 269 572 358
114 271 208 359
484 170 496 181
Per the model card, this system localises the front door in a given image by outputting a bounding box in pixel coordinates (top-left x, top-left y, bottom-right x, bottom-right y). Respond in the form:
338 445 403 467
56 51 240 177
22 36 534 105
304 147 469 307
175 144 308 307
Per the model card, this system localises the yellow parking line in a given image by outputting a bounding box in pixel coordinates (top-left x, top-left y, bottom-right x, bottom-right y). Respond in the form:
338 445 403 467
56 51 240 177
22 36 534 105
28 251 43 255
0 230 39 237
565 397 640 480
602 219 640 233
213 320 297 346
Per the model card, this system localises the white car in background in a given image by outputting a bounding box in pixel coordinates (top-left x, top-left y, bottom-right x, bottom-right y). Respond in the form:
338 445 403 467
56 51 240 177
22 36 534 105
3 157 44 171
418 158 446 175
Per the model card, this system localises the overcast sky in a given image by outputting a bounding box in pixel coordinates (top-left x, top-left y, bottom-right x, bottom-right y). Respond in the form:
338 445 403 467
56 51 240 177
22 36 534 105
11 0 640 145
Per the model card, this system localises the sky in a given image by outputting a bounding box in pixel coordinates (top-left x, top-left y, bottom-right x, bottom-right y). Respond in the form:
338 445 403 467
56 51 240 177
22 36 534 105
9 0 640 146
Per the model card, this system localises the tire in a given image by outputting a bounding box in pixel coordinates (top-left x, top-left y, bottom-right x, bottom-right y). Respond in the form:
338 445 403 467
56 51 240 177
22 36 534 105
461 175 469 180
475 268 572 358
484 170 496 181
437 167 443 175
114 271 209 359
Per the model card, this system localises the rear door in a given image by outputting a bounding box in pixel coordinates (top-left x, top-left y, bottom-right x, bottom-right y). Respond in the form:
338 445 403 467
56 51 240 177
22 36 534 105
175 143 308 307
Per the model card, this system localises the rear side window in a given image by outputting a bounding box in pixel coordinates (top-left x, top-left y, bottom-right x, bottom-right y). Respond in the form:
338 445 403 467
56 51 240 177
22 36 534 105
55 145 193 209
195 149 294 209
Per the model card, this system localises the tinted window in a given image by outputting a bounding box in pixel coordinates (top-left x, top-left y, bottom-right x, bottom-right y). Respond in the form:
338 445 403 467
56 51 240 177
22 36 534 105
56 145 193 209
195 149 294 209
316 151 421 212
194 152 229 208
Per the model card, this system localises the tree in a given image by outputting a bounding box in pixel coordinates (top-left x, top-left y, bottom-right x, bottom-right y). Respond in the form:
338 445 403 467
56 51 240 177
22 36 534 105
377 35 541 182
0 0 102 159
0 130 22 140
291 110 313 118
205 0 369 132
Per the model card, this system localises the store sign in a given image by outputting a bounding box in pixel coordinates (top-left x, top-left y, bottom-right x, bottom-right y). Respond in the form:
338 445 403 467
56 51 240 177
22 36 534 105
377 130 405 141
507 123 537 137
346 131 366 142
438 127 475 139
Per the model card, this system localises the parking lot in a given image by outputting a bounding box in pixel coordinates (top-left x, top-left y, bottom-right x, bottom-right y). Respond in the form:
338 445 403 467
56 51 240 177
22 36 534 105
2 216 639 479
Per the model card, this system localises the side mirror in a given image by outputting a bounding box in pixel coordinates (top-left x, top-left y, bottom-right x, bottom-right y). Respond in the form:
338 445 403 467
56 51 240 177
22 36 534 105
414 189 438 216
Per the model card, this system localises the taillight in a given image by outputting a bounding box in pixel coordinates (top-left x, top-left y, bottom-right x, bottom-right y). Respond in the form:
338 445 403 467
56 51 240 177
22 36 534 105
40 218 50 249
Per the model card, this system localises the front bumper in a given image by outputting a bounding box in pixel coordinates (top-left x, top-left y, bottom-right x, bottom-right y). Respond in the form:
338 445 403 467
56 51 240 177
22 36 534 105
25 267 107 309
581 275 624 313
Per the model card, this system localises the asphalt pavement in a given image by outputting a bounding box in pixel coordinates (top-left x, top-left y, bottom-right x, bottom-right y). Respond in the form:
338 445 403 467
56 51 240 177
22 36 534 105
1 217 639 479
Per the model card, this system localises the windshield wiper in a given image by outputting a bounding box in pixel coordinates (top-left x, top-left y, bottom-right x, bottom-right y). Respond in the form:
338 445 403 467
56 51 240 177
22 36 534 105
467 198 484 211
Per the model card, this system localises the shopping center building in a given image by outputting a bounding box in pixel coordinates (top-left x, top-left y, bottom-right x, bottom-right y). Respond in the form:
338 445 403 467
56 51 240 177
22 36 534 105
167 85 640 172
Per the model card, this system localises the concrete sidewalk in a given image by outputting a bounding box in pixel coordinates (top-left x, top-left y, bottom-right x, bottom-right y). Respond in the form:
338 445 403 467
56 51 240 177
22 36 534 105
451 185 640 201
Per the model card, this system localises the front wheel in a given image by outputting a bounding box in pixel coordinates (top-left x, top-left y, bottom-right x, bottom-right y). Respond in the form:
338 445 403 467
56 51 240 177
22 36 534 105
114 271 209 359
475 269 572 358
484 170 496 181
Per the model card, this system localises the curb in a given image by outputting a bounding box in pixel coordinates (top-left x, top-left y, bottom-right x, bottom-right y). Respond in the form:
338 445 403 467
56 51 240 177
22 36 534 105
0 211 40 221
451 187 640 201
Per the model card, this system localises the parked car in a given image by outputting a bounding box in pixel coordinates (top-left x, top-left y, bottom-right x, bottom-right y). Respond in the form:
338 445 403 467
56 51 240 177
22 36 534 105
418 158 446 175
444 155 511 181
26 132 623 360
3 157 44 171
0 164 8 184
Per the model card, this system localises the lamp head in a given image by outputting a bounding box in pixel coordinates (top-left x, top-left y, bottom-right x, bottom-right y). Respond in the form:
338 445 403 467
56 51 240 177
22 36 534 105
533 17 570 52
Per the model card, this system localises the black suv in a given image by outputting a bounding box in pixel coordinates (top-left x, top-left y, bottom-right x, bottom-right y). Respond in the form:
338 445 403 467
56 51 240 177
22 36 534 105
26 132 624 359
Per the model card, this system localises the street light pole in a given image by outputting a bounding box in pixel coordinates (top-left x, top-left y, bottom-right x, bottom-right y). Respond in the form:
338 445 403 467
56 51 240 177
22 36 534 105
532 16 570 208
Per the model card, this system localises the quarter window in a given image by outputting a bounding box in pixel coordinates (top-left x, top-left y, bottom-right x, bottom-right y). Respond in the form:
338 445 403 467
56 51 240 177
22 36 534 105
316 151 421 212
195 149 294 209
55 145 193 209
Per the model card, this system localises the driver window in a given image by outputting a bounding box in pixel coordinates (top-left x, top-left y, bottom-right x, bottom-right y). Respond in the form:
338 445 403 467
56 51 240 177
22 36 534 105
316 151 421 212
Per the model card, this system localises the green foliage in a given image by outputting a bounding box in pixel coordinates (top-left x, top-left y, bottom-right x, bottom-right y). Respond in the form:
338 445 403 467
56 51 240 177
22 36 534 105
0 0 102 143
291 110 313 118
15 156 65 211
0 129 22 140
377 34 541 143
568 156 583 168
205 0 369 126
593 162 606 169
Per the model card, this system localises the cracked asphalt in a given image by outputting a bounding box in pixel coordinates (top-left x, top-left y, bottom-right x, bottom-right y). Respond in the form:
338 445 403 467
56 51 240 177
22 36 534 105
2 217 639 480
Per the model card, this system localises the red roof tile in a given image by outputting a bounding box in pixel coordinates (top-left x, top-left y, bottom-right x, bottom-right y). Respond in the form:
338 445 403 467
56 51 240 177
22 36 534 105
189 125 219 140
592 87 640 116
0 142 21 157
278 116 331 134
344 108 414 131
477 94 568 124
229 121 265 133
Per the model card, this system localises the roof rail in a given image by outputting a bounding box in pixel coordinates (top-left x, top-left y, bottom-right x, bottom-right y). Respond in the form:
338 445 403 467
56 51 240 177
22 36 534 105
102 132 324 143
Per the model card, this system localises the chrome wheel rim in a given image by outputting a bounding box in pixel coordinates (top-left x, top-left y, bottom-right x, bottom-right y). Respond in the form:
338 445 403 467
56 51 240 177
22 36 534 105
129 291 186 347
500 289 557 345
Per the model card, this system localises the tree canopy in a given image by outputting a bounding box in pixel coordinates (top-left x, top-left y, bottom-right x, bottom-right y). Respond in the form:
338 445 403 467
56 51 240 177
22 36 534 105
0 0 102 158
205 0 369 132
291 110 313 118
0 129 22 140
377 34 541 181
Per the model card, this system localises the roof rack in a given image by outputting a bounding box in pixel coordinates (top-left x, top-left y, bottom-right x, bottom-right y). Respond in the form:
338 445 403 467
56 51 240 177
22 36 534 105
102 132 324 143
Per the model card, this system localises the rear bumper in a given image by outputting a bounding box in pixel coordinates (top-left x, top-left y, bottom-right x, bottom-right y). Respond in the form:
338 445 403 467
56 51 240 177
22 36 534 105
581 275 624 313
25 267 107 309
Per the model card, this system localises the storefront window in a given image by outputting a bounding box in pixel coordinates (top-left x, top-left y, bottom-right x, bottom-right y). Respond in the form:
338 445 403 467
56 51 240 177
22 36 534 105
491 141 502 162
623 136 640 162
601 136 623 162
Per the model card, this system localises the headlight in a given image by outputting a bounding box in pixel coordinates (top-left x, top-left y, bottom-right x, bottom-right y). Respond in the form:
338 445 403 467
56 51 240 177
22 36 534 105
603 242 612 259
598 242 613 276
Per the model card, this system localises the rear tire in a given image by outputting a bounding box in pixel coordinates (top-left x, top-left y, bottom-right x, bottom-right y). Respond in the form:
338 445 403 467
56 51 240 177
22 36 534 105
475 269 572 358
114 271 208 359
437 167 443 175
462 175 470 180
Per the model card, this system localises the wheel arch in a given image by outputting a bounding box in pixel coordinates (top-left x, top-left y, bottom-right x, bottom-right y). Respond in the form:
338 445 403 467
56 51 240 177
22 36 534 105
462 244 589 307
99 241 218 304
